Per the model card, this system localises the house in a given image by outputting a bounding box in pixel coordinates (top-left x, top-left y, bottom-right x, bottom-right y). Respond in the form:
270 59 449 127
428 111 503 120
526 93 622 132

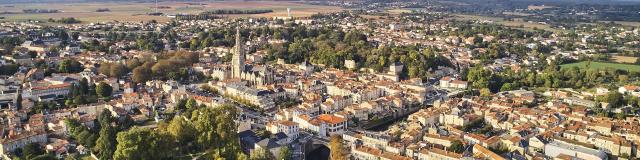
23 83 72 100
345 60 356 70
417 147 463 160
439 113 478 127
21 40 48 52
266 120 299 140
563 97 596 108
298 61 314 74
408 108 441 126
224 83 276 110
423 133 455 148
293 114 347 137
45 138 70 159
473 144 506 160
0 129 48 157
544 141 607 160
587 122 612 135
619 85 640 96
439 76 468 89
588 135 632 156
254 138 282 159
352 145 412 160
528 135 549 153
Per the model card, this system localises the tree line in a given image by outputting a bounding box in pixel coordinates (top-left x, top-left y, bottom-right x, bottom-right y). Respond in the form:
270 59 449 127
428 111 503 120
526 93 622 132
263 26 452 80
203 9 273 15
465 61 640 110
48 17 81 24
96 51 200 84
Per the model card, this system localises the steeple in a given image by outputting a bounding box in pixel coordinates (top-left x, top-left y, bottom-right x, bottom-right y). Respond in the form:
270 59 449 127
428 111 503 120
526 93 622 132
231 26 245 79
235 27 241 49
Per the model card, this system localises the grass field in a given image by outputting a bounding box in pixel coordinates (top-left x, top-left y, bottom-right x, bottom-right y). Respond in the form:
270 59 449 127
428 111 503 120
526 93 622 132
560 61 640 72
0 1 342 24
611 56 639 64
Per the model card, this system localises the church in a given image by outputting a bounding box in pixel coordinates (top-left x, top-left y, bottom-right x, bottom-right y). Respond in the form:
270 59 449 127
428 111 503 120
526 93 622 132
227 27 275 86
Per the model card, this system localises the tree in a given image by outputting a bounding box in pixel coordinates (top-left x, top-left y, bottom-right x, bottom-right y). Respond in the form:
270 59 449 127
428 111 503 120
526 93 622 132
450 140 464 153
167 116 196 153
0 64 19 75
96 82 113 98
480 88 492 97
114 127 174 160
95 123 116 160
96 110 116 160
249 148 274 160
58 58 83 73
607 92 624 108
279 146 293 160
99 62 112 76
329 135 347 160
185 98 197 110
126 58 142 70
615 112 626 120
78 130 97 147
175 99 187 111
79 78 89 95
191 105 240 158
132 66 152 83
237 152 249 160
500 83 513 92
98 109 113 126
22 143 44 159
31 154 56 160
109 63 128 78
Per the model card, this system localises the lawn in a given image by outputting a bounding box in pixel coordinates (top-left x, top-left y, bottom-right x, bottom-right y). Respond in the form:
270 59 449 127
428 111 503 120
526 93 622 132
560 61 640 72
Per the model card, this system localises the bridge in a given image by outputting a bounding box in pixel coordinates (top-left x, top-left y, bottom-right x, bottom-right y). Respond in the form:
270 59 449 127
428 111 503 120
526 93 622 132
295 134 332 160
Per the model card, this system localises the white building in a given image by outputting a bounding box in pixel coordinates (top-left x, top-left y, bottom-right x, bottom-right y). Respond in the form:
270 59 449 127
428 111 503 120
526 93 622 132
266 120 299 140
544 141 608 160
0 129 48 157
293 114 347 137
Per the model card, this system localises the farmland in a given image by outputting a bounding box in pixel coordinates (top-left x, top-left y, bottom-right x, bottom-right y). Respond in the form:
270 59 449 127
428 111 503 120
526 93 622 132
611 56 639 64
0 1 342 24
560 61 640 72
452 14 560 32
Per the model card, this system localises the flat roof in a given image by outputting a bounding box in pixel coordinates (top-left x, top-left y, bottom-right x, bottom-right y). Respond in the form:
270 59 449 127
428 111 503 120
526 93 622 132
547 141 602 156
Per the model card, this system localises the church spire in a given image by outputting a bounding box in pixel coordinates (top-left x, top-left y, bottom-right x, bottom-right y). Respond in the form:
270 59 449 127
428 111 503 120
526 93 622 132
232 26 245 79
235 27 241 47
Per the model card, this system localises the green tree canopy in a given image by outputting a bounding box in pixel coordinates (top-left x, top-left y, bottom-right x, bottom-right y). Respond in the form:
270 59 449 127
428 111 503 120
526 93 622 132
114 127 174 160
96 82 113 98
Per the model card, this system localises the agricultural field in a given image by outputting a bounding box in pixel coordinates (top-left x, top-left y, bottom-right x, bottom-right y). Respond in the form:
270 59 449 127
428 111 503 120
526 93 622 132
386 9 413 14
451 14 560 32
560 61 640 72
603 21 640 27
611 56 639 64
527 5 555 10
0 1 342 24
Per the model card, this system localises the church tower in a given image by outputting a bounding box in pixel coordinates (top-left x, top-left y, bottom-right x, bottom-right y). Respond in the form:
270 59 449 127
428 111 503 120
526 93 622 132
231 27 245 78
